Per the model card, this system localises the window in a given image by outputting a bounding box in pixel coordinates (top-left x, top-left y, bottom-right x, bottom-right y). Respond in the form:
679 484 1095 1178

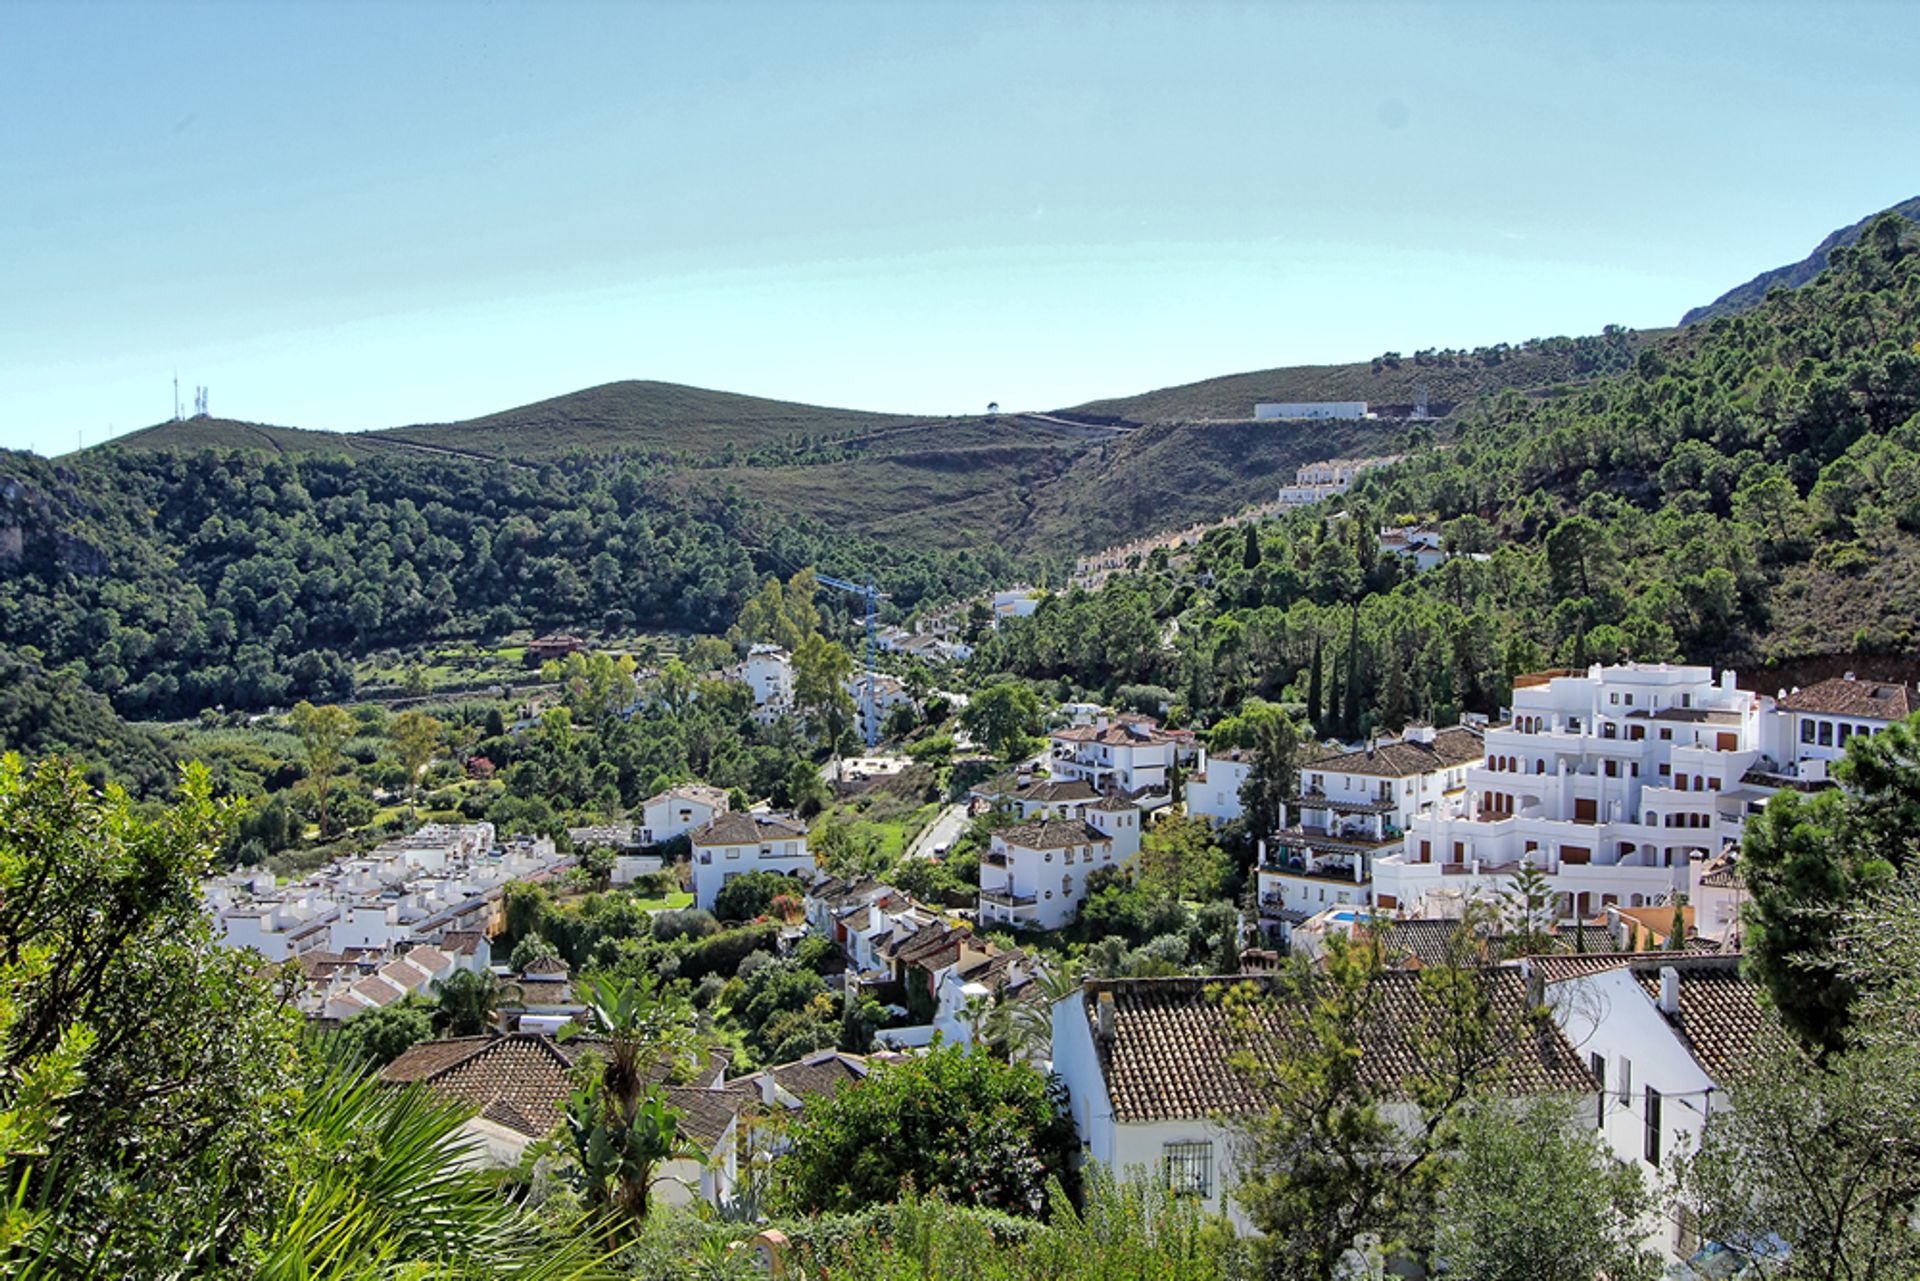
1819 721 1834 747
1839 724 1854 745
725 848 740 860
1164 1142 1212 1198
1609 692 1618 705
1625 693 1635 707
1062 874 1073 895
1801 720 1816 744
1644 1087 1663 1166
1617 1056 1632 1102
1589 1052 1606 1126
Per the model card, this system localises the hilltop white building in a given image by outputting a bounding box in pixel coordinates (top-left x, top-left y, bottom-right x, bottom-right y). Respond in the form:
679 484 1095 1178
1254 401 1369 420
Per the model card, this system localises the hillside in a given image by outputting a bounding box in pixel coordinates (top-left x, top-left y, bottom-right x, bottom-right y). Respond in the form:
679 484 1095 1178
373 379 935 460
977 213 1920 728
0 650 179 795
106 417 405 458
1681 194 1920 325
1060 326 1674 425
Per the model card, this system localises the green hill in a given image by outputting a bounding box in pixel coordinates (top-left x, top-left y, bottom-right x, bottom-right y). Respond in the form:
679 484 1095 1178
106 417 404 458
1681 195 1920 325
373 379 933 460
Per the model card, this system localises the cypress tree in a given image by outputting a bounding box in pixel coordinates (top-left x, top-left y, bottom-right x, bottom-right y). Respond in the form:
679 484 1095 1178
1243 522 1263 570
1306 639 1324 730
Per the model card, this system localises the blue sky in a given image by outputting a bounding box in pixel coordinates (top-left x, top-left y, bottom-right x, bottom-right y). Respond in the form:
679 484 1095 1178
2 1 1916 456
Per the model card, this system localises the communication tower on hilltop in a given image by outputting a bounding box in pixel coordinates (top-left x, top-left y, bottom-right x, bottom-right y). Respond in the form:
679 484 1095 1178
194 386 209 418
1411 383 1430 421
173 372 182 422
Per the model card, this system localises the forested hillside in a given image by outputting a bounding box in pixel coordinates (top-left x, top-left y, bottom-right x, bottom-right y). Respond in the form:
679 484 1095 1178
0 450 1016 717
1682 194 1920 325
979 215 1920 734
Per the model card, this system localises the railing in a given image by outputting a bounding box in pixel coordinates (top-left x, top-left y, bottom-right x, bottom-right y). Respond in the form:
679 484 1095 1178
979 889 1038 908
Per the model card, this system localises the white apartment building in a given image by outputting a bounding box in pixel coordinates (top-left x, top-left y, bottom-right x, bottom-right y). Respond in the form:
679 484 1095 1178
689 812 812 912
1047 716 1181 803
1258 725 1483 932
1759 673 1915 781
977 800 1143 931
1273 454 1402 506
1379 664 1768 921
737 644 794 722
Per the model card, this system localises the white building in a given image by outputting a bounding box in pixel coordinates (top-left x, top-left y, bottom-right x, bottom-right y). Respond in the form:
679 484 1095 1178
1254 401 1369 420
991 587 1043 623
1535 953 1765 1265
737 644 794 722
1186 745 1251 828
641 783 730 846
1378 524 1448 573
977 800 1142 931
689 812 812 912
1379 665 1768 921
1050 971 1592 1232
1259 725 1483 933
1048 715 1181 803
1273 454 1403 507
1760 673 1915 781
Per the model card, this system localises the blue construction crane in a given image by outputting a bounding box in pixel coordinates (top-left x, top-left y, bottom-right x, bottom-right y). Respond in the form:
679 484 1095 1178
815 572 889 748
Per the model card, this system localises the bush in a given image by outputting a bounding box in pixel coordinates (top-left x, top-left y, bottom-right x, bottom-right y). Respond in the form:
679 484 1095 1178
712 869 802 923
652 908 719 943
678 923 782 984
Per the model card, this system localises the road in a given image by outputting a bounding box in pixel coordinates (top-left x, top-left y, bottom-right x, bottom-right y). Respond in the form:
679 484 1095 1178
904 802 970 861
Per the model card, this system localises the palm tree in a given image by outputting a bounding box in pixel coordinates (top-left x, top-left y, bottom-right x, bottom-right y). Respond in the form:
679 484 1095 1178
433 968 516 1037
564 975 700 1226
1003 959 1086 1062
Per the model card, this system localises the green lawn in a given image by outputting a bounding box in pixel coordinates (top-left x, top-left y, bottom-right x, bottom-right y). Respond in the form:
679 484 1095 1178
628 890 695 912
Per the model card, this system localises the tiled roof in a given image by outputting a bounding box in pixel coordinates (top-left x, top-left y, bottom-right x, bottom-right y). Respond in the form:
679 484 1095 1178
1015 779 1100 804
1091 795 1138 812
1084 971 1591 1123
692 812 808 846
1051 719 1177 747
382 1033 638 1139
1300 727 1484 779
439 930 487 956
998 819 1108 851
523 955 570 977
665 1084 756 1147
1631 958 1767 1084
1526 949 1726 985
1776 676 1916 720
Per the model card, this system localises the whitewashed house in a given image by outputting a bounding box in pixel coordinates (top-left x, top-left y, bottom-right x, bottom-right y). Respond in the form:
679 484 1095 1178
1186 745 1252 827
689 813 812 912
1534 953 1765 1265
737 644 795 722
1048 716 1179 803
977 800 1142 931
1051 971 1592 1232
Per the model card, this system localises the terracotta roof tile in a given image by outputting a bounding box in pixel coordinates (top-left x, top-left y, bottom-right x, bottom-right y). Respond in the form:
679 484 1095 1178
1084 971 1591 1123
997 819 1107 852
1631 958 1767 1083
1776 676 1916 720
1300 727 1484 779
692 812 808 846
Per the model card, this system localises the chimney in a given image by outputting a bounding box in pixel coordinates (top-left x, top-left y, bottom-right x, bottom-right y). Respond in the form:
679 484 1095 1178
1095 990 1116 1044
1658 966 1681 1016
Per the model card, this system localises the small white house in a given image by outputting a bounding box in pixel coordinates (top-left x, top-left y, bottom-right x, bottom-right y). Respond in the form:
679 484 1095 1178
1187 746 1252 827
1536 953 1765 1264
1051 971 1593 1232
689 813 812 912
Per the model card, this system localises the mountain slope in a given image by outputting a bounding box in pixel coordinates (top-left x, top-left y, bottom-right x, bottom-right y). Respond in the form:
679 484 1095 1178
1682 195 1920 325
1061 327 1669 425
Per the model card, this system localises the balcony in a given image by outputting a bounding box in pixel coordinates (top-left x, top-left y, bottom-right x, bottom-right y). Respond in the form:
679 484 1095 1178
979 889 1038 909
1259 858 1368 885
1275 824 1401 855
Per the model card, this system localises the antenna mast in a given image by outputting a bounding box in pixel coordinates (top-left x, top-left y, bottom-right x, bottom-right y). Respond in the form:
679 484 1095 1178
173 371 181 422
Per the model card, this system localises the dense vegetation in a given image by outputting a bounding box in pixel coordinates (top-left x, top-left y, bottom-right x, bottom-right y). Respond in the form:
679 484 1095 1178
979 216 1920 736
0 448 1014 717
